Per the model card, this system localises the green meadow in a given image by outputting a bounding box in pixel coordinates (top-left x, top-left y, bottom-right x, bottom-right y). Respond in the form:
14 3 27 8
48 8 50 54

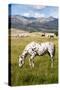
9 34 58 86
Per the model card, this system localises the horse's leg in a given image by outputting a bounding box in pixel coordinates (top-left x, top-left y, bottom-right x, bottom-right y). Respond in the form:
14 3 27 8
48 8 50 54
51 55 53 69
48 47 54 68
49 52 53 68
29 54 35 68
29 58 32 67
31 59 34 68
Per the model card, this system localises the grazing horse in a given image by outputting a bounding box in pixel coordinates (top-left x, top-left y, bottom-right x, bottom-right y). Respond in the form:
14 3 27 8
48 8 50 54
19 41 55 68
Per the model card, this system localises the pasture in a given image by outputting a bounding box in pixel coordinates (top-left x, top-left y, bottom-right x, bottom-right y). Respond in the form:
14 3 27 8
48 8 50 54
9 33 58 86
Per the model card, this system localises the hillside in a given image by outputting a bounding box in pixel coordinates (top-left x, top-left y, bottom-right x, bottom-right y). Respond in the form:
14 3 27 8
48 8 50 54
9 15 58 33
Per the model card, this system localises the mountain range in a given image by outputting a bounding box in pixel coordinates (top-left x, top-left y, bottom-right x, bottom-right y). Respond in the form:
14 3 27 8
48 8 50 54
9 15 58 33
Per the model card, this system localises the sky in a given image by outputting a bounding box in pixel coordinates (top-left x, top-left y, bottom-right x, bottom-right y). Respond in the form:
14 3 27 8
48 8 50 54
9 4 58 18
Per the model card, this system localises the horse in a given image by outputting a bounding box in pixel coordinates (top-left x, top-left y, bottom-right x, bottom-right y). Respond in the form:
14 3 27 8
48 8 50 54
19 41 55 68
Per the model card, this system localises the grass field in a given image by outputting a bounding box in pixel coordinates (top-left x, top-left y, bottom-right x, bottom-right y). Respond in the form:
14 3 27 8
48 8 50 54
9 33 58 86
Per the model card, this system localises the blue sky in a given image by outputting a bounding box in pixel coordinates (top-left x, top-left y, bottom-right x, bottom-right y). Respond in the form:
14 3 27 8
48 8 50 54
9 4 58 18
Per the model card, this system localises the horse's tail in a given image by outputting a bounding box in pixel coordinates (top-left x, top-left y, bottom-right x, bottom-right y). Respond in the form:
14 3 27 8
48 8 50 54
53 44 55 57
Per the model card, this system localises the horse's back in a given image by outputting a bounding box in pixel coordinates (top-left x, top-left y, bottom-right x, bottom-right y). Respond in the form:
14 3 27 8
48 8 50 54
24 41 36 51
24 41 54 53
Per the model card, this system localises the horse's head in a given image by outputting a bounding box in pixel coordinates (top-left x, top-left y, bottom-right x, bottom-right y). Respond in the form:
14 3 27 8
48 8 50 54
19 55 24 68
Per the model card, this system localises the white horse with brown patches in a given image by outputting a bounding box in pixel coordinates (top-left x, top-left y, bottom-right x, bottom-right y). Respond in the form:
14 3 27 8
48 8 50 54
19 41 55 68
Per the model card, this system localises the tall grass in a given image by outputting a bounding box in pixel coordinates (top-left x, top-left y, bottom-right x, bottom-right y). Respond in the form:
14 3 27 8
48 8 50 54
9 35 58 86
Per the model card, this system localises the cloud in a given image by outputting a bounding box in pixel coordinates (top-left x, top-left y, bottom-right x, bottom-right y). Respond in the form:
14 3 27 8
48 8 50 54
23 11 45 18
31 5 46 10
23 5 46 18
48 10 58 18
33 13 45 18
23 13 30 17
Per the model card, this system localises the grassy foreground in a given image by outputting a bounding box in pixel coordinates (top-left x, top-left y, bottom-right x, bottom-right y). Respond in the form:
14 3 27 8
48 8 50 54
9 34 58 86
